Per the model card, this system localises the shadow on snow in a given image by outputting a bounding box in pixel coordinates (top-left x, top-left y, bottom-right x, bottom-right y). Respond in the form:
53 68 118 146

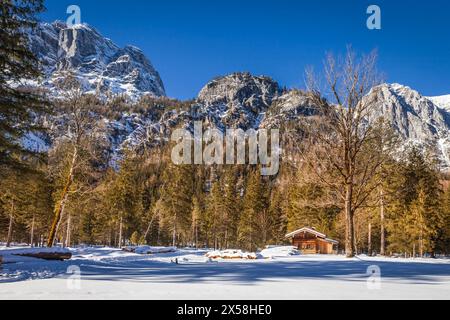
2 251 449 285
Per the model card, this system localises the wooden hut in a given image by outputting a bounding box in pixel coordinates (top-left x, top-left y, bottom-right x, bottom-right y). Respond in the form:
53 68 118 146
285 227 338 254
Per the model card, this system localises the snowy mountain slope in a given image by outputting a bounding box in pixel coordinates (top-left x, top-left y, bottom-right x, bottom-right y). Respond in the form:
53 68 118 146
365 83 450 167
28 21 165 99
428 94 450 113
367 84 449 141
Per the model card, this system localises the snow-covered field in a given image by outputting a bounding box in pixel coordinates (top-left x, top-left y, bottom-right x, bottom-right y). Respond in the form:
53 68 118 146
1 246 449 300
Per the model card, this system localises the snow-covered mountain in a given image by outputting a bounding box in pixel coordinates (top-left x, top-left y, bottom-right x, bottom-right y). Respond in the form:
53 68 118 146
28 70 450 170
366 84 449 141
28 21 165 99
364 83 450 167
22 21 450 169
128 78 450 169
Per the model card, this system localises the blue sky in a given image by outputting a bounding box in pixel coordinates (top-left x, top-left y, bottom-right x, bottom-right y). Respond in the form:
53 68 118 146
41 0 450 100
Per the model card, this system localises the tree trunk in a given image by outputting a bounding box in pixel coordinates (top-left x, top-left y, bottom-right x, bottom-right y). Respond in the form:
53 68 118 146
224 229 228 250
118 216 123 248
195 224 199 249
52 202 67 247
157 221 161 246
65 213 72 248
172 224 176 248
380 188 386 256
143 212 157 244
368 223 372 256
6 210 14 248
344 184 355 258
30 214 35 247
419 230 424 258
192 220 198 249
205 231 209 249
108 225 112 247
114 223 118 247
262 211 268 247
47 147 77 247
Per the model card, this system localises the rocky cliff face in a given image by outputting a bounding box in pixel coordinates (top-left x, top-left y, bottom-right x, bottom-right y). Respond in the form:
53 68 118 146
261 90 318 129
195 72 281 130
28 22 165 99
366 84 450 142
363 84 450 166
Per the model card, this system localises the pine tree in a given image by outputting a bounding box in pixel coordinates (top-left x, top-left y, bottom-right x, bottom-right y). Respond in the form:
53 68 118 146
436 186 450 254
238 168 268 251
407 186 431 257
159 163 194 247
267 187 287 245
191 196 202 248
0 168 52 246
0 173 22 247
0 0 49 172
220 168 239 248
106 152 144 247
21 170 53 246
387 147 443 256
205 180 222 249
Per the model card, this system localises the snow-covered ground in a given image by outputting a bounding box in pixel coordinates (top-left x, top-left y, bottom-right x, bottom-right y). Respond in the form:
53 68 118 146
1 246 449 300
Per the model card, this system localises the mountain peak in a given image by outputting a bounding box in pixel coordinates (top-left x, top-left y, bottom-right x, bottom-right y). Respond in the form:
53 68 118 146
364 82 450 168
198 72 280 106
195 72 280 130
28 21 165 99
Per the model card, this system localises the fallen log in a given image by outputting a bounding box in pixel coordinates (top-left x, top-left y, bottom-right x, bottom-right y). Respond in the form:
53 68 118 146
14 252 72 261
1 248 72 261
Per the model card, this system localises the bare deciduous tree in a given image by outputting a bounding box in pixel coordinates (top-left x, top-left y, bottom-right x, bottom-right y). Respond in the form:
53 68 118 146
47 74 98 247
298 47 393 257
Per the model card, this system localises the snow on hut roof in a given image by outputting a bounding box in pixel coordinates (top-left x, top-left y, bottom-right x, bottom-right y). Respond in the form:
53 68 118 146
285 227 327 239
